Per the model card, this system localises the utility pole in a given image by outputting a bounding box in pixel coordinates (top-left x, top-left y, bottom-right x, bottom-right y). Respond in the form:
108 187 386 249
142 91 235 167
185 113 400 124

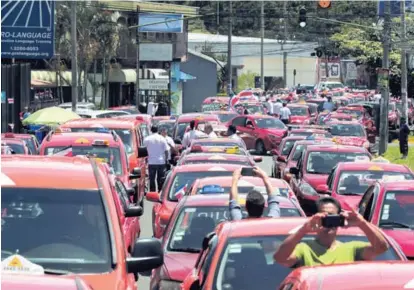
401 0 408 121
217 2 220 35
227 1 232 97
135 6 141 109
379 1 391 155
283 1 288 88
71 1 78 112
260 1 265 90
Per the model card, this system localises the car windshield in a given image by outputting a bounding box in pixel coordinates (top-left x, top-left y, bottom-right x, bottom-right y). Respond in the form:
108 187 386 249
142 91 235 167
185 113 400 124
289 131 331 138
379 190 414 229
245 105 264 114
306 152 370 174
44 146 123 175
289 107 308 116
195 186 289 198
291 144 306 161
158 122 175 137
6 143 24 154
217 114 237 123
68 128 133 154
23 138 36 154
202 103 223 112
184 160 250 166
176 122 190 140
395 103 403 112
337 171 414 195
281 140 297 155
338 109 362 118
325 83 344 89
1 187 112 273
169 171 234 201
255 118 285 129
330 124 365 137
192 142 240 147
213 235 400 290
167 207 301 252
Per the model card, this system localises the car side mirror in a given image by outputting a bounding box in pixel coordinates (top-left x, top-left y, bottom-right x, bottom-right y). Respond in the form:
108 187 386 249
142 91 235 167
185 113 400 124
146 191 161 203
126 187 135 197
316 184 330 194
138 146 148 158
253 156 262 163
277 156 287 163
289 167 299 175
174 139 182 145
131 167 141 178
189 280 201 290
125 205 143 217
127 238 163 274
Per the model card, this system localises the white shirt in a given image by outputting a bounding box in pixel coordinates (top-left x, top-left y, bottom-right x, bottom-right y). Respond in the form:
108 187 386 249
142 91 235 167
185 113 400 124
280 107 291 120
147 102 157 116
267 102 274 114
273 102 283 115
207 131 218 138
228 134 247 149
164 135 175 160
373 94 381 103
182 129 207 148
143 133 168 165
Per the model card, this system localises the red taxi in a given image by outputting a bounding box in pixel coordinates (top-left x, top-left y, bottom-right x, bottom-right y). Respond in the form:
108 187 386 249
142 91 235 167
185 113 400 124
234 101 265 115
271 136 306 178
178 153 258 166
1 155 163 290
202 96 230 105
228 115 288 154
325 112 353 122
329 121 370 150
151 195 306 289
287 104 315 125
287 127 332 138
358 180 414 259
1 274 92 290
180 218 406 290
116 114 151 136
319 162 414 211
179 145 252 164
145 164 244 238
1 138 30 155
173 114 220 140
152 115 173 125
189 137 246 149
337 105 371 126
289 144 371 214
279 262 414 290
306 98 325 112
204 111 238 125
2 132 39 154
60 118 147 204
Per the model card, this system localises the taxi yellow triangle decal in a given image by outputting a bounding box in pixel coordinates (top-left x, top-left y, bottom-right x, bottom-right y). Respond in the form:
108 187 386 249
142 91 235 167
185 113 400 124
8 256 22 267
75 138 90 144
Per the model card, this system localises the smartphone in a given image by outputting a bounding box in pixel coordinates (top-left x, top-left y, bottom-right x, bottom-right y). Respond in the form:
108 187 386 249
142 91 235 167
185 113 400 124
321 215 345 228
241 167 255 176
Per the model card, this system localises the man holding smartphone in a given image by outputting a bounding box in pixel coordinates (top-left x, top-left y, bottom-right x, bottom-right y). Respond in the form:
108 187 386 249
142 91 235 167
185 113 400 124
274 197 389 267
229 167 280 220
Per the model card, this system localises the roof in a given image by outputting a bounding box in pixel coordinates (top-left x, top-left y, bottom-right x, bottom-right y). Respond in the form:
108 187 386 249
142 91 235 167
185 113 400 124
1 156 98 189
195 176 289 189
380 180 414 191
42 132 121 147
188 49 224 67
294 140 334 146
290 129 327 133
218 217 367 238
173 163 243 173
177 114 219 122
181 153 250 162
1 274 89 290
176 113 206 122
280 136 307 143
306 144 369 153
178 194 294 209
289 262 414 290
193 138 242 144
1 133 33 139
61 118 139 129
336 162 412 173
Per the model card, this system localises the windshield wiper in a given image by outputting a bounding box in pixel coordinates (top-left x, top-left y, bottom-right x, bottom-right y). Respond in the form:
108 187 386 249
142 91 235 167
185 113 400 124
171 248 200 253
43 268 73 275
379 221 412 229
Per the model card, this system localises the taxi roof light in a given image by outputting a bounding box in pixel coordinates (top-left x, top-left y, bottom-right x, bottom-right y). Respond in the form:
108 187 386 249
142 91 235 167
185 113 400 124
92 140 110 146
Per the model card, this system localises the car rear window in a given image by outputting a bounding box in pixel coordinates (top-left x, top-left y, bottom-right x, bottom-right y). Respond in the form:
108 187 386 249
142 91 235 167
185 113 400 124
307 152 370 174
5 143 24 154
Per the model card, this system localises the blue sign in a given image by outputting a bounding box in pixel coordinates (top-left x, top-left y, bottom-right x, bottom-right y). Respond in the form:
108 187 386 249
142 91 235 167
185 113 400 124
1 0 55 59
200 185 225 194
378 0 413 17
1 91 6 104
138 13 183 33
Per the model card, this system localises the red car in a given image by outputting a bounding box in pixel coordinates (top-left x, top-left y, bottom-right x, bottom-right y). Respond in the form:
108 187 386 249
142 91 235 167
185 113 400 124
179 145 251 163
228 115 288 154
189 137 246 149
2 274 92 290
151 194 306 289
271 136 306 178
173 113 220 140
1 138 31 155
318 162 414 211
358 180 414 259
337 105 372 127
287 128 331 138
324 112 353 123
180 218 406 290
289 144 371 215
279 262 414 290
178 153 259 166
287 103 315 125
145 163 244 238
329 121 370 150
156 119 176 137
2 133 39 154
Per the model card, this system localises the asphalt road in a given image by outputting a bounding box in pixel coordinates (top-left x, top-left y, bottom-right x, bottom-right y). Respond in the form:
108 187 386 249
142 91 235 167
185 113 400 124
136 155 274 289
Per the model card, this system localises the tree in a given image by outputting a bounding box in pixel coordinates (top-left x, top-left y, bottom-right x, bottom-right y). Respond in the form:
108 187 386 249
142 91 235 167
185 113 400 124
237 71 256 91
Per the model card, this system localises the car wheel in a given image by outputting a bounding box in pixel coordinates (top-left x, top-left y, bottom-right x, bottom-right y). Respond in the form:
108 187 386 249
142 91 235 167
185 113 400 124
255 139 266 155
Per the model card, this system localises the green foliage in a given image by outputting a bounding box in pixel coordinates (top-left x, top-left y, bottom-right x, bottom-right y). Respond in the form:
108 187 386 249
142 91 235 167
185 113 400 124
237 71 256 91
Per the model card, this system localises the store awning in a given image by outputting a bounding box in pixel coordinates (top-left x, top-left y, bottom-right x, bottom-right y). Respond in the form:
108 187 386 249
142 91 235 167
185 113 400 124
179 71 196 81
31 79 54 87
31 71 82 87
108 69 168 83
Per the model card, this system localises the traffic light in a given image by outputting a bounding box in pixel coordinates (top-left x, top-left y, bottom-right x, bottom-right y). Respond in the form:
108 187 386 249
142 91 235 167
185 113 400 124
299 7 306 28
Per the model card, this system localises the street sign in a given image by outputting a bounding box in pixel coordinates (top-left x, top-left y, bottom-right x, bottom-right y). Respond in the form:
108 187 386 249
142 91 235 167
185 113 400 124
1 0 55 59
140 79 169 90
378 0 413 17
138 13 183 33
140 43 173 61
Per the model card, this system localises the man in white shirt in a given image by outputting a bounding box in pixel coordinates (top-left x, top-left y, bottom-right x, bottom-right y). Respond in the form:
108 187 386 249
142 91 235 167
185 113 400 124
160 127 176 168
204 123 218 138
279 102 291 125
273 99 283 117
147 99 158 116
182 120 207 148
143 126 169 192
227 125 247 149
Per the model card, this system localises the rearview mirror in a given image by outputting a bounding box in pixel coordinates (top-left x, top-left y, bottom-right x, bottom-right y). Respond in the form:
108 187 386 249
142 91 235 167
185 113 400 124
277 156 287 163
125 206 143 217
138 146 148 158
127 238 163 273
146 191 161 203
253 156 262 163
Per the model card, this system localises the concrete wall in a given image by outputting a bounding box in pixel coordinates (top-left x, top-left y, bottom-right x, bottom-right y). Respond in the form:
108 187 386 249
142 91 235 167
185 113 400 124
181 53 218 113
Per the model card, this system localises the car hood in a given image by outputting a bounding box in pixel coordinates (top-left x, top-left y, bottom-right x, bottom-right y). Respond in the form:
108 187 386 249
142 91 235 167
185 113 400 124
304 174 329 190
290 116 309 123
332 136 367 146
335 195 363 210
265 128 287 136
163 252 199 282
382 229 414 258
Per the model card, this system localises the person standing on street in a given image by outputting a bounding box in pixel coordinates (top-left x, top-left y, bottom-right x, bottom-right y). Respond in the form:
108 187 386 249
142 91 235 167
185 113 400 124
323 96 335 112
227 125 247 149
279 102 291 125
182 120 206 148
143 126 169 192
204 123 218 138
399 117 410 159
160 127 176 169
147 98 158 116
273 99 283 117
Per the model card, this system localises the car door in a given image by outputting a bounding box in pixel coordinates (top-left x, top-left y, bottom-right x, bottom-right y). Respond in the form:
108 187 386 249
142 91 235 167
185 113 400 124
242 117 258 148
290 152 304 196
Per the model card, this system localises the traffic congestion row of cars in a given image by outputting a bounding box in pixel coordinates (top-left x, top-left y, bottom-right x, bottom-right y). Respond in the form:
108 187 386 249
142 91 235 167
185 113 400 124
1 92 413 289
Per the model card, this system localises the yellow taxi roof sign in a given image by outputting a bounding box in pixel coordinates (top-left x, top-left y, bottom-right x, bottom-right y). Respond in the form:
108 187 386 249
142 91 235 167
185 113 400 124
368 165 384 171
8 256 22 268
74 138 90 144
225 147 240 154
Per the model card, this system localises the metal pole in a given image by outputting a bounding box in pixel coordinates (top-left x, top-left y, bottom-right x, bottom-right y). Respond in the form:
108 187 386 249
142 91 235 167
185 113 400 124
227 1 232 97
260 1 265 90
283 1 288 87
401 0 408 121
71 1 78 112
379 1 391 155
135 6 141 109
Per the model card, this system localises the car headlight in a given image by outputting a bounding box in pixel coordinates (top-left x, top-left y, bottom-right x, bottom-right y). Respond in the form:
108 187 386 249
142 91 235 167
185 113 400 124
299 182 318 196
159 280 181 290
